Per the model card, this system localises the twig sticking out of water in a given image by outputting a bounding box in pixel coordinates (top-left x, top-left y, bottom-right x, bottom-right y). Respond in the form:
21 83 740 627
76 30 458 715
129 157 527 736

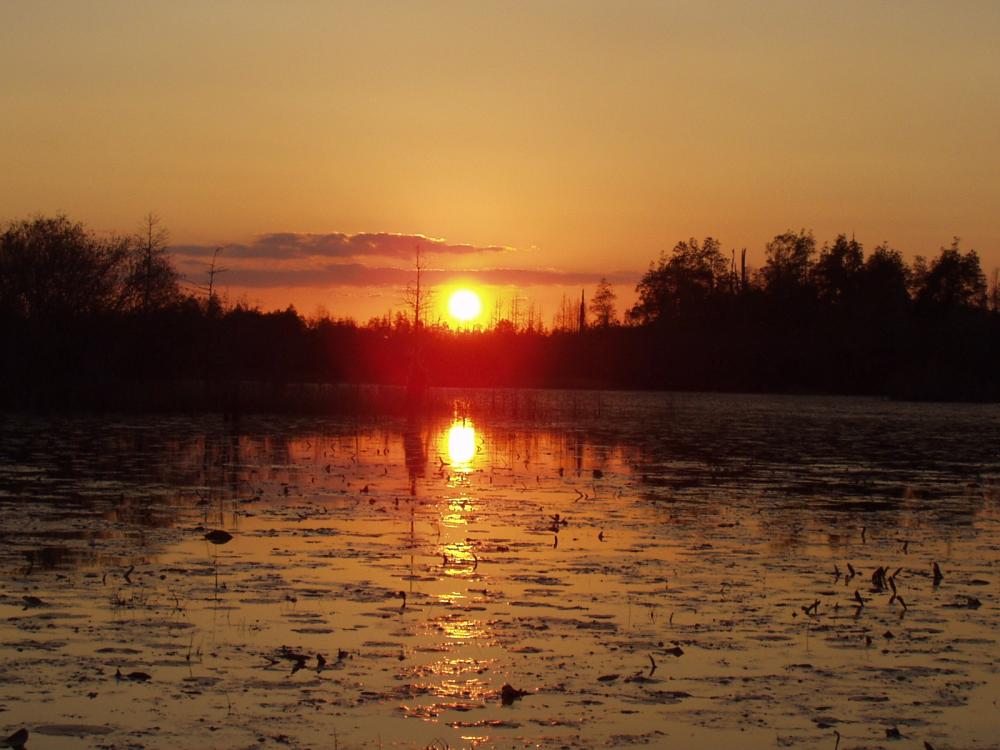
123 565 134 584
648 655 657 675
932 562 944 586
871 566 887 591
833 729 841 750
861 526 866 544
854 589 865 607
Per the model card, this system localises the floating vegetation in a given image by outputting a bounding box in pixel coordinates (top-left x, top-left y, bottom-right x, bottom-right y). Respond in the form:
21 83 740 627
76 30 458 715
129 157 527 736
203 529 233 545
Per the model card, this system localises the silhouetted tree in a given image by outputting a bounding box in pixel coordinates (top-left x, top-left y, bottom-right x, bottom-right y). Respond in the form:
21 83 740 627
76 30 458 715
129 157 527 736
402 243 433 328
860 243 910 313
123 213 181 313
813 234 863 305
908 254 929 300
759 229 816 297
588 278 617 327
915 239 987 309
0 214 131 319
629 237 729 323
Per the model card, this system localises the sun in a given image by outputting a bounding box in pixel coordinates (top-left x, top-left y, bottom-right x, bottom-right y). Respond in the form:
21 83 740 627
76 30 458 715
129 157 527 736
448 289 482 324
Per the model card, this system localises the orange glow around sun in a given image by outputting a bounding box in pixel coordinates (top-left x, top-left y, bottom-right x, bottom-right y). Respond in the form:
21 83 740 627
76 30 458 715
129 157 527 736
448 289 482 324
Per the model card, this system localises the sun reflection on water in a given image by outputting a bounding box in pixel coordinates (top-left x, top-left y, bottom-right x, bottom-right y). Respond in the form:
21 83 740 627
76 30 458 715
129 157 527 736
442 495 474 527
446 420 476 468
436 616 487 641
441 540 478 577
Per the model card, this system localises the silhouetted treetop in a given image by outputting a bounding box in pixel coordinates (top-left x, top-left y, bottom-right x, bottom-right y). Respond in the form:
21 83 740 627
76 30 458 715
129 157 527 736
589 277 617 328
0 214 181 321
914 238 987 310
0 215 130 319
813 234 864 305
122 213 181 313
849 243 906 317
629 236 729 324
759 229 816 296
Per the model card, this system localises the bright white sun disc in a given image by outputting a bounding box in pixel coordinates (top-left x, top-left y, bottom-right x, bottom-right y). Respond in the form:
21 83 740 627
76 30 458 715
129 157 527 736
448 289 482 322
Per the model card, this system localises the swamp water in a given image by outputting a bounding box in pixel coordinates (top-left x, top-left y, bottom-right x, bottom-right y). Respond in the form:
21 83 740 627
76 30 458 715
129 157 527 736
0 391 998 749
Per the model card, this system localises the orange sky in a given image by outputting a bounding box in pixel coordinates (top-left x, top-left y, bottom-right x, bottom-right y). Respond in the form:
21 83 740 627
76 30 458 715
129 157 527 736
2 1 998 324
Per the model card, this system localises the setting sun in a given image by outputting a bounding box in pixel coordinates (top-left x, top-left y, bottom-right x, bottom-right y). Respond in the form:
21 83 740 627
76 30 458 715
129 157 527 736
447 289 482 324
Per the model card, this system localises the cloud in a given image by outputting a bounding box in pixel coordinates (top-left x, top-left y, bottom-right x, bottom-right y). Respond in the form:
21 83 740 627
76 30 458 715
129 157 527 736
170 229 638 294
170 231 510 261
175 259 637 289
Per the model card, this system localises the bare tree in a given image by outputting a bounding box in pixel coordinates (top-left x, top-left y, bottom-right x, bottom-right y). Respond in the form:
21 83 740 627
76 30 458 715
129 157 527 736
126 213 180 313
552 293 575 331
206 247 227 301
402 243 434 328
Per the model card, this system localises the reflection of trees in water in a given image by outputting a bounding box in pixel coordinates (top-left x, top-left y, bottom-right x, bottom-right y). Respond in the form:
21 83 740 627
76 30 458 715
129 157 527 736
403 424 428 496
3 400 998 567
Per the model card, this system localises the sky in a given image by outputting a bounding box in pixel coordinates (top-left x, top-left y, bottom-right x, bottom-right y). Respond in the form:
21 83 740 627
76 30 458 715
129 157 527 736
2 0 998 324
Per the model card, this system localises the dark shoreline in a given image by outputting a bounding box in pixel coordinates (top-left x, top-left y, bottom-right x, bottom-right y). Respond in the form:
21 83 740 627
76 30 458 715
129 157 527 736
2 379 997 419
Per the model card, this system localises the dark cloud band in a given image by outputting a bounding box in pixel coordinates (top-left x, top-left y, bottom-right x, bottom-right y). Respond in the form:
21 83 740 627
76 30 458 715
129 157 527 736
174 259 635 289
170 231 510 261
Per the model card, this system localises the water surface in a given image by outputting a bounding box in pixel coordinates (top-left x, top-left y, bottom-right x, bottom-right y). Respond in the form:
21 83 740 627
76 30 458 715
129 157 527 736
1 392 998 749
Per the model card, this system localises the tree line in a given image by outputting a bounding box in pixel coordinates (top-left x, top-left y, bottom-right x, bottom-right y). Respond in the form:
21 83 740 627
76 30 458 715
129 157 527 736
1 214 998 409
